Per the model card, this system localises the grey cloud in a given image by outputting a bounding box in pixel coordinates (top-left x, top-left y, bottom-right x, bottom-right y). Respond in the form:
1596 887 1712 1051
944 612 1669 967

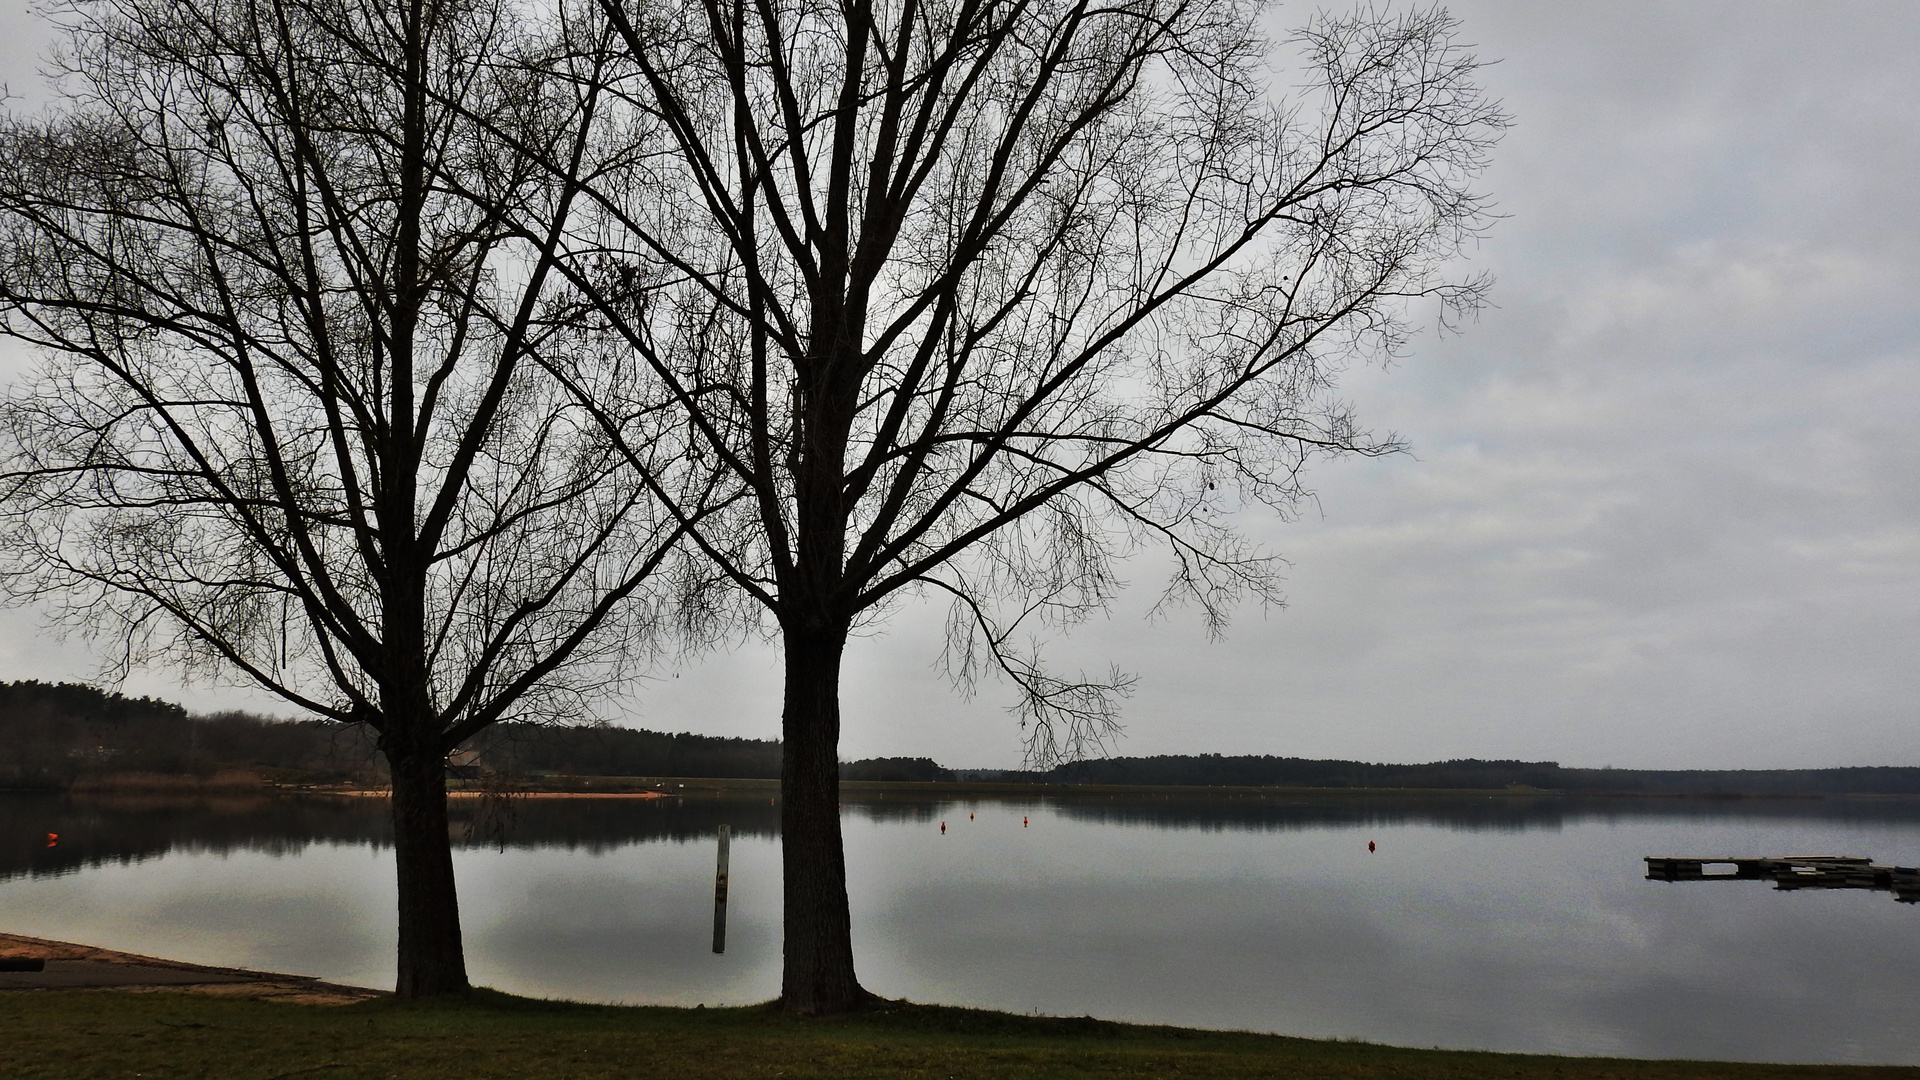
2 3 1916 770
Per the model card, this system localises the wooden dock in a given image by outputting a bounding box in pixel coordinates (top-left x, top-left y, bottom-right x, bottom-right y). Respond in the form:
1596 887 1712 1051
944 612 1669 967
1645 855 1920 902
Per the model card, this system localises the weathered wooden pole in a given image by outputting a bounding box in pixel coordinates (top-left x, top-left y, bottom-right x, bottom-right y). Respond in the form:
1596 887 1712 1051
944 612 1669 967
712 824 731 954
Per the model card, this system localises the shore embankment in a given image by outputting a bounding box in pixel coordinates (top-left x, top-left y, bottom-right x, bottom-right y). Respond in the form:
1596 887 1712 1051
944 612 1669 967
0 932 379 1004
2 981 1915 1079
1 936 1915 1079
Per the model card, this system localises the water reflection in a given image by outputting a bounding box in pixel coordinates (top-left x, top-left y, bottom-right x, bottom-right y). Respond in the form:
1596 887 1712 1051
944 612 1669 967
15 790 1920 882
1026 792 1920 832
7 791 1920 1064
1 792 778 881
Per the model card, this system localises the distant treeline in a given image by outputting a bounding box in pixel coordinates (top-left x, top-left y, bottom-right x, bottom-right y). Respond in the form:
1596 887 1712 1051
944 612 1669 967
0 681 925 788
470 728 950 782
470 723 781 779
1023 755 1565 790
1004 754 1920 796
7 681 1920 795
0 681 378 789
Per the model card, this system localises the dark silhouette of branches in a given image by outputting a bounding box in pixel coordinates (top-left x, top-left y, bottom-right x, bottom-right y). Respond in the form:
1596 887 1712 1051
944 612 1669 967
529 0 1505 1013
0 0 717 996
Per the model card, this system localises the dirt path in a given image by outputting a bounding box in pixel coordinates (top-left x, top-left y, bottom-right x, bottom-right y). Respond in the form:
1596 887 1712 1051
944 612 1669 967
0 933 383 1004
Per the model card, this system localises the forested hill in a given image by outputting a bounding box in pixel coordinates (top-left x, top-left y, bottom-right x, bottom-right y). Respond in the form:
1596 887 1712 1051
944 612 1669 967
5 681 1919 795
0 681 853 788
1029 755 1564 790
1018 754 1920 796
0 681 377 788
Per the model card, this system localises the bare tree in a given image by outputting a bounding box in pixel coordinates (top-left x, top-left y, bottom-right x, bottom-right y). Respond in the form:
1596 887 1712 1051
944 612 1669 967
0 0 714 996
537 0 1505 1013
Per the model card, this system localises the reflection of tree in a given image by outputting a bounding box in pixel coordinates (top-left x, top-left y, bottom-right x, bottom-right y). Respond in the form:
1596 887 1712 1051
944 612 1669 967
880 793 1920 834
2 794 396 882
0 794 781 882
14 792 1920 884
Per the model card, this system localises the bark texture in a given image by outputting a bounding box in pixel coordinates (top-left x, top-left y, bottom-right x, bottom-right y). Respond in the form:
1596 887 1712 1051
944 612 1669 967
777 622 868 1013
388 744 469 998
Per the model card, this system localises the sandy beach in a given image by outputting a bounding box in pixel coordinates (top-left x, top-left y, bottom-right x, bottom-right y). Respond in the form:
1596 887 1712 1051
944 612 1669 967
0 932 381 1004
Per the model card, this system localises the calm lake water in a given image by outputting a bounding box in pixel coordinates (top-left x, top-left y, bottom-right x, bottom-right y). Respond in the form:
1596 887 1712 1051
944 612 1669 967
5 790 1920 1064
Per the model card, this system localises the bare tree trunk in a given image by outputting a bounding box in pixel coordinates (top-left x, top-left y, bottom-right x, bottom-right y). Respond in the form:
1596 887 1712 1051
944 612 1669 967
388 741 470 998
778 621 869 1013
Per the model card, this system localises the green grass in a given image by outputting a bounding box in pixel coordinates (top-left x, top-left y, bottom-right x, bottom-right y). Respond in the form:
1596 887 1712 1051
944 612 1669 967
2 990 1915 1079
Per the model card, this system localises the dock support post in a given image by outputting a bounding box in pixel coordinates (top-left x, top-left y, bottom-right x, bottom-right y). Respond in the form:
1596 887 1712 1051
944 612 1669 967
712 824 731 954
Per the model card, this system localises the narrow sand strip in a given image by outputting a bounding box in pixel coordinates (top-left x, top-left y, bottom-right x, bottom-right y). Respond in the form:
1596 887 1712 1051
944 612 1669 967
323 789 674 798
0 933 382 1004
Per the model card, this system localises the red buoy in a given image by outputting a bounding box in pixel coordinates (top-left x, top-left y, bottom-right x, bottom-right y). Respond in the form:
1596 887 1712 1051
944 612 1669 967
1368 840 1376 853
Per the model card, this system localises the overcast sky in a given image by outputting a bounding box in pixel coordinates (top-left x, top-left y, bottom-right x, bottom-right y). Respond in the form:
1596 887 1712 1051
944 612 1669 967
1 1 1915 771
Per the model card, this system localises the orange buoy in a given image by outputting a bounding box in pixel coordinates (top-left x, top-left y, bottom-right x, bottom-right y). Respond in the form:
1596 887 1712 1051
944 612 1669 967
1022 816 1028 827
940 822 946 834
46 833 57 847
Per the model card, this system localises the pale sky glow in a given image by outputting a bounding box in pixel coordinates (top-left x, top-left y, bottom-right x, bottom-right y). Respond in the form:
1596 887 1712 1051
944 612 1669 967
1 1 1916 770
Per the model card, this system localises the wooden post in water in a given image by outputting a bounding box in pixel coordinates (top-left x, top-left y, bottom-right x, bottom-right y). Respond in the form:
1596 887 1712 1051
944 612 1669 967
711 824 730 954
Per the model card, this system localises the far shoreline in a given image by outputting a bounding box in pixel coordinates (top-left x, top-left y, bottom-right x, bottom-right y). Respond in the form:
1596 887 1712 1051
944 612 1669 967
14 773 1920 800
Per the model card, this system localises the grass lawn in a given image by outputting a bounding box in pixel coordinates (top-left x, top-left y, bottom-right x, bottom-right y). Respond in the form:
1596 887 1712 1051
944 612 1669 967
2 990 1915 1079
